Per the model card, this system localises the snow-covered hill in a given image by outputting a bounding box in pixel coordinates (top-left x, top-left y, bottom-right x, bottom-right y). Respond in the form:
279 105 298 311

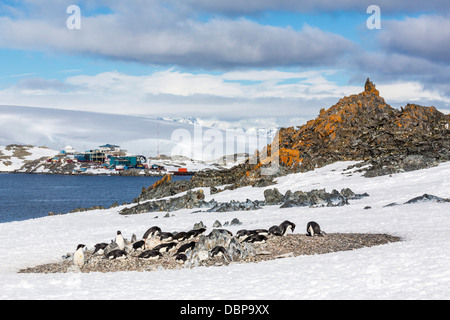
0 105 271 161
0 161 449 300
157 116 279 139
0 145 57 172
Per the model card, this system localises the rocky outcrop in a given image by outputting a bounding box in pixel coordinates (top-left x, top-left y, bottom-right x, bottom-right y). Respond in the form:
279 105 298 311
250 79 449 178
403 194 450 204
264 187 368 208
132 175 194 202
120 186 366 215
121 189 208 215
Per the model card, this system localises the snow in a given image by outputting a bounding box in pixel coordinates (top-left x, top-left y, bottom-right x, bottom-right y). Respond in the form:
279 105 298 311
0 145 57 172
0 161 449 300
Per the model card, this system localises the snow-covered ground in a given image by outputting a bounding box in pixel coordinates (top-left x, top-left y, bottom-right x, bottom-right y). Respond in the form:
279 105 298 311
0 161 449 300
0 145 57 172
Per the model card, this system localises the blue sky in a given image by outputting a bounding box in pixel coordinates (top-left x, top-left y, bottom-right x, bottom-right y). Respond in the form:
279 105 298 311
0 0 449 129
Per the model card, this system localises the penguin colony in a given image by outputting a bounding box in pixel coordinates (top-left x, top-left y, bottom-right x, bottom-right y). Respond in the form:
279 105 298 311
72 220 324 270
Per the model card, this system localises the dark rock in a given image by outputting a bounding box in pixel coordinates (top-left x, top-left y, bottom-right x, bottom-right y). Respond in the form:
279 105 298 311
383 202 399 207
230 218 242 226
264 188 284 205
404 194 449 204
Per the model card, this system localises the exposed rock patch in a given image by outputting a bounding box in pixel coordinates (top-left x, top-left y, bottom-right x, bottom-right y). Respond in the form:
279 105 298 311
18 232 401 274
120 187 367 215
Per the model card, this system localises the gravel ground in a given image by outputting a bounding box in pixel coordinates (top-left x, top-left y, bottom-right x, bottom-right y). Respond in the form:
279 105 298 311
18 233 401 274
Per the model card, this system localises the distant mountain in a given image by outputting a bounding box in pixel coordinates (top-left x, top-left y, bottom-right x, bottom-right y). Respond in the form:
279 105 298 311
155 116 279 138
0 105 270 161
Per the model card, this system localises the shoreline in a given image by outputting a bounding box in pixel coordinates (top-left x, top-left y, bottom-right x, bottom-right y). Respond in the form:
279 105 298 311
0 170 192 177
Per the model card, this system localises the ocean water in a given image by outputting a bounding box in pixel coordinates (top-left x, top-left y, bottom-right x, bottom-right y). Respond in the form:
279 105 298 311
0 173 192 223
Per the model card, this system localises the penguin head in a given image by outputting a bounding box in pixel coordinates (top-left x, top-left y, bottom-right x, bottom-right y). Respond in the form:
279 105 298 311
117 231 122 235
76 244 86 251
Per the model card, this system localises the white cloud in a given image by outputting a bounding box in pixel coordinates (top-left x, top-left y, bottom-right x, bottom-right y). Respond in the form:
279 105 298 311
378 82 450 105
0 4 354 68
380 15 450 64
1 69 448 131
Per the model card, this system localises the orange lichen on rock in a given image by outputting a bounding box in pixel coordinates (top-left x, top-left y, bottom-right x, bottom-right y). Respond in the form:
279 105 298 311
364 78 380 96
146 174 172 191
279 148 301 167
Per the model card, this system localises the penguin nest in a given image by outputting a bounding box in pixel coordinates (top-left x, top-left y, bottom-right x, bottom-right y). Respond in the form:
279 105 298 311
18 233 401 274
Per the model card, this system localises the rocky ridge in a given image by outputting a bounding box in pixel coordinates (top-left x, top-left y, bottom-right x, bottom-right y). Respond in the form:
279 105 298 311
120 185 368 215
250 78 449 179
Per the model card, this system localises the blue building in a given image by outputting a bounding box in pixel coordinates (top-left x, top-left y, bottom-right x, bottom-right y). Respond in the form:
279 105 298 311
109 155 147 169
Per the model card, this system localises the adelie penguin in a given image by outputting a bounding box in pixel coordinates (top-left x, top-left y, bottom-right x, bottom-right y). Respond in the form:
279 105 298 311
106 249 127 260
176 241 196 255
132 240 146 251
153 242 177 253
93 243 108 255
175 253 187 264
236 229 268 241
173 232 187 243
142 226 161 239
243 234 267 244
159 232 174 242
138 249 162 260
186 228 206 239
115 231 125 250
268 225 283 236
73 244 86 268
306 221 323 237
210 246 227 258
279 220 296 236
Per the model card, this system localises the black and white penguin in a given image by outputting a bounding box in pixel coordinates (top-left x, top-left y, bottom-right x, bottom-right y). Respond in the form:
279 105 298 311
138 249 162 260
142 226 161 239
185 230 196 241
268 225 283 236
254 229 269 236
132 240 146 251
279 220 296 236
236 229 251 241
236 229 264 241
236 229 249 239
93 243 108 255
74 244 86 268
187 228 207 239
106 249 127 260
159 232 174 242
306 221 323 237
175 253 187 264
173 232 187 243
153 242 177 253
115 231 125 250
210 246 227 258
176 241 196 255
243 234 267 244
